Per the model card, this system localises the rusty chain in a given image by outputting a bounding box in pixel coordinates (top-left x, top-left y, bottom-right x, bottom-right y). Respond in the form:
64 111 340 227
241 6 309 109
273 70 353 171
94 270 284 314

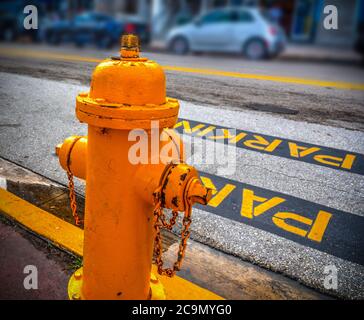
153 188 192 277
66 137 83 227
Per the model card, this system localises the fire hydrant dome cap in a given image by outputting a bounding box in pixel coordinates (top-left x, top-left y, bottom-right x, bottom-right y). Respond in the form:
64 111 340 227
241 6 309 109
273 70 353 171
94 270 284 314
76 37 179 130
89 58 166 106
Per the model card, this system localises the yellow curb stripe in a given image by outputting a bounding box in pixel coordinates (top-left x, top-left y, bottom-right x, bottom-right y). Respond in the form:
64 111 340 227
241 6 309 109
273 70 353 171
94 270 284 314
0 188 83 256
0 188 222 300
0 47 363 91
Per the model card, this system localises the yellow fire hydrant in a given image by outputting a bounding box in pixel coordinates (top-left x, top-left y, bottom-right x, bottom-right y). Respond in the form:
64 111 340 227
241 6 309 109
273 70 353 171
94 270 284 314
55 35 212 300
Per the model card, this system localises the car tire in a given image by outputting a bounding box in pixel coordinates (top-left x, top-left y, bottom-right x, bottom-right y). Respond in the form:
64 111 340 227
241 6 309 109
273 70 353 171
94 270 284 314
243 39 268 60
169 36 189 55
75 40 84 48
96 34 114 49
3 28 15 41
46 31 61 45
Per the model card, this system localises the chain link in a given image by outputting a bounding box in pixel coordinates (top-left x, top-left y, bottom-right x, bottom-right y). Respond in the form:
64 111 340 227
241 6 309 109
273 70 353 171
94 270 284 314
153 189 192 277
65 137 83 227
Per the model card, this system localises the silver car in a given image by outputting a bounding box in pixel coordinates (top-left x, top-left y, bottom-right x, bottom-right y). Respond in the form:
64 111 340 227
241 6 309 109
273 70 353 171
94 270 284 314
167 7 286 60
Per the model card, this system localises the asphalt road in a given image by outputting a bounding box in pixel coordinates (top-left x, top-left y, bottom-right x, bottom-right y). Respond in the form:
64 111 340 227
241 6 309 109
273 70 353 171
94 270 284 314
0 43 364 130
0 43 364 299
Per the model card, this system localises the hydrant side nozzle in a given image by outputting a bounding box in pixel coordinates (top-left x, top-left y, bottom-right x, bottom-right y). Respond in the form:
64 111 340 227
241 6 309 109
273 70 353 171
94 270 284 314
156 163 212 211
186 179 212 206
55 143 62 156
55 136 87 180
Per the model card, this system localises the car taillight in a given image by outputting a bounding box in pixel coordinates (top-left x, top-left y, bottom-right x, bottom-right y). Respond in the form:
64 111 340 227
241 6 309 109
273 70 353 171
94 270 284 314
269 26 278 36
125 23 136 33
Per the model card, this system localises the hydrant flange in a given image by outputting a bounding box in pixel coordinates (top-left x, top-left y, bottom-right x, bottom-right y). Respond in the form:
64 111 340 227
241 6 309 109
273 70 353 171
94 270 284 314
76 94 179 130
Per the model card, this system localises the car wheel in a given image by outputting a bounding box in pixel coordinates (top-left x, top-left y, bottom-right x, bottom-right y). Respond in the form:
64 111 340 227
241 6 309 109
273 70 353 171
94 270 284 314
3 28 15 41
46 31 61 45
170 36 189 55
75 40 84 48
96 34 114 49
244 39 268 60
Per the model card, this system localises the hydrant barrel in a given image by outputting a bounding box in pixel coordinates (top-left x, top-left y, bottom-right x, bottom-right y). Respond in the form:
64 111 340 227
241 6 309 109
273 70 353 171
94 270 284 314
83 128 157 299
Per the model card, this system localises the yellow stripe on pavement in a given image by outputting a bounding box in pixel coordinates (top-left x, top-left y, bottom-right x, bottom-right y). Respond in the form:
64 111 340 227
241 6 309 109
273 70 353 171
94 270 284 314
163 65 364 91
0 47 101 64
1 47 363 91
0 188 222 300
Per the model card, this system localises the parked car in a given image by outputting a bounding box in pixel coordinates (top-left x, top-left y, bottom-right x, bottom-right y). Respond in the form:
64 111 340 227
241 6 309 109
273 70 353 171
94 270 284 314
44 12 123 48
167 7 286 59
0 11 21 41
44 12 150 48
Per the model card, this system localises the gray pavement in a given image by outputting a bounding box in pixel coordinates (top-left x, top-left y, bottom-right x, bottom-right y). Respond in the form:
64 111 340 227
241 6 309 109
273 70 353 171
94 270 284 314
3 43 363 83
0 72 363 299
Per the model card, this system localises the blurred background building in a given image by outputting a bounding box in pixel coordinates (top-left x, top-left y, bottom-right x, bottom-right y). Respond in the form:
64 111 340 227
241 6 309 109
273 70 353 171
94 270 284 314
1 0 363 49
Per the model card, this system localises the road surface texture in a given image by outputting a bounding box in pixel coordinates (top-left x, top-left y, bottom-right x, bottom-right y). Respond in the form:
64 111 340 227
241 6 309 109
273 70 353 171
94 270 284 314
0 43 363 130
0 43 363 299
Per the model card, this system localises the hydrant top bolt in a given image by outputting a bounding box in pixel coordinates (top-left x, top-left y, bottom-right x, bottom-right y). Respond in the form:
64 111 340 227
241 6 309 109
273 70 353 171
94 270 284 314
120 34 140 59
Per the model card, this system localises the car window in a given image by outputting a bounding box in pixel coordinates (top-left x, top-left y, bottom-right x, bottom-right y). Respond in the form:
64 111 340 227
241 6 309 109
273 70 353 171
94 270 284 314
238 10 254 23
93 14 110 22
201 10 233 24
75 14 90 23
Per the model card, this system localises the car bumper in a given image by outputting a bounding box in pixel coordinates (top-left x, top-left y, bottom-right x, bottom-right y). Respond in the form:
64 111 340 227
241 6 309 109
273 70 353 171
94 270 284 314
267 39 286 56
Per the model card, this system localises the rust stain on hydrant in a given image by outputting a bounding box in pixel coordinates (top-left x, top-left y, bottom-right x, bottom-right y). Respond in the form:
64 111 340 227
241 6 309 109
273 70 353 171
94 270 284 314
55 35 211 300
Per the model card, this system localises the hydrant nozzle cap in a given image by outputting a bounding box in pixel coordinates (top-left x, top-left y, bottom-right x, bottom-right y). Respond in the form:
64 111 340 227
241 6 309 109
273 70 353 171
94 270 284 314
120 34 140 59
187 179 212 206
